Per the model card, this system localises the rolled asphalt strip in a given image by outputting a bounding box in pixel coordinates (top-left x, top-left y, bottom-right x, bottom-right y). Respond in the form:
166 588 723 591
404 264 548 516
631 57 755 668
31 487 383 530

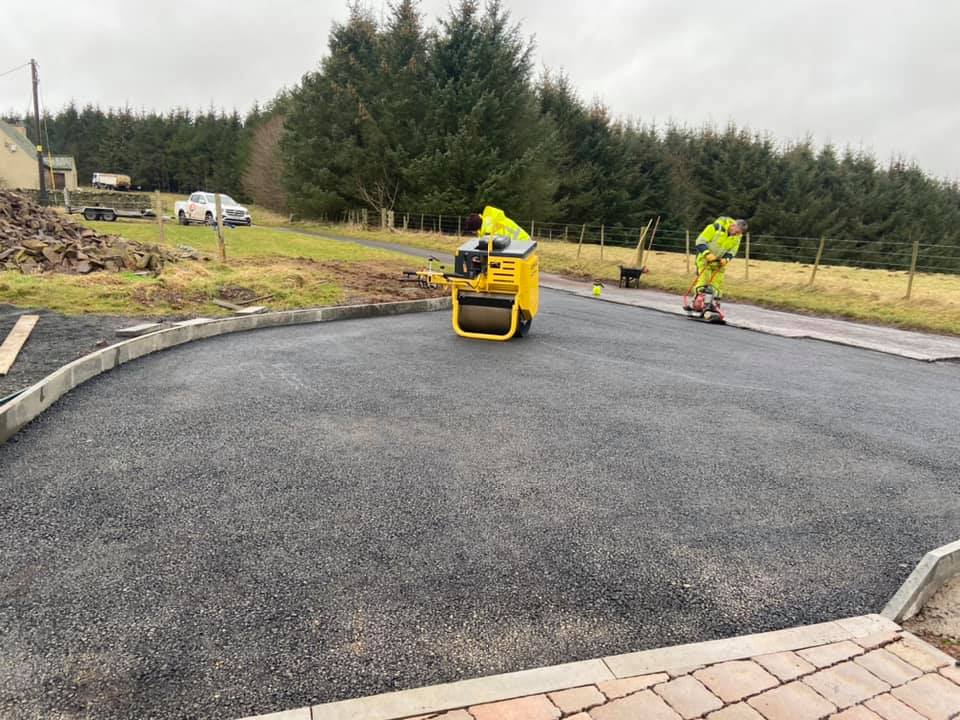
0 296 451 445
3 230 959 718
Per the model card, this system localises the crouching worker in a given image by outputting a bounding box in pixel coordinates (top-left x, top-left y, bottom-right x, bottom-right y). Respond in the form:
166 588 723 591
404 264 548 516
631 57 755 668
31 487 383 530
464 206 530 242
693 216 748 310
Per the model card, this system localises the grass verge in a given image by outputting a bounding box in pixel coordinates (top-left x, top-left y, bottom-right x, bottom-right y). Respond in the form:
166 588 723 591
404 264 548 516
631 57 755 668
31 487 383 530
0 221 438 317
318 225 960 336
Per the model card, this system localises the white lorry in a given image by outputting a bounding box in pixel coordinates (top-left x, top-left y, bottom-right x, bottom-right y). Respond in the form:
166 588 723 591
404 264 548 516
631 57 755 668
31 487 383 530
91 172 131 190
174 192 252 226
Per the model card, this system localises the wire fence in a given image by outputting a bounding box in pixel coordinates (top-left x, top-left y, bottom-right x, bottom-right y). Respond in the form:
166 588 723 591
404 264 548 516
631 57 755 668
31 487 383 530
330 208 958 298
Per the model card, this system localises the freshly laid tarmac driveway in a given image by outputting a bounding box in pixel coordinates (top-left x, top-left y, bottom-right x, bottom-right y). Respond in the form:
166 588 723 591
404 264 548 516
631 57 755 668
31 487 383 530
1 290 958 719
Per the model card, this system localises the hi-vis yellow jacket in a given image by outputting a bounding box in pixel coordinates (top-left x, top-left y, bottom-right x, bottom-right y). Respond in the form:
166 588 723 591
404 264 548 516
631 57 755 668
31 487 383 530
479 206 531 242
694 216 741 260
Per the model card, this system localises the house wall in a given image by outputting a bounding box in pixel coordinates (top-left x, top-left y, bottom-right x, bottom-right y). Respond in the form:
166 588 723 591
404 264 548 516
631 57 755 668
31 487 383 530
0 125 77 191
0 140 42 189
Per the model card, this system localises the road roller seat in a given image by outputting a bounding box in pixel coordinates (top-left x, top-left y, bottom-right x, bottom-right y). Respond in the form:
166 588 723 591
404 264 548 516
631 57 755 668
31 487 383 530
474 235 512 251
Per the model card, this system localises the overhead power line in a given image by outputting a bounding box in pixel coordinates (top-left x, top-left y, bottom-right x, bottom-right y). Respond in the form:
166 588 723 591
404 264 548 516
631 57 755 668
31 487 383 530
0 61 30 80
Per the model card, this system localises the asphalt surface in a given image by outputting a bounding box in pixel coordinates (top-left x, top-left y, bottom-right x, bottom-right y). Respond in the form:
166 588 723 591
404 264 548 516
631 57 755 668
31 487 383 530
2 290 959 719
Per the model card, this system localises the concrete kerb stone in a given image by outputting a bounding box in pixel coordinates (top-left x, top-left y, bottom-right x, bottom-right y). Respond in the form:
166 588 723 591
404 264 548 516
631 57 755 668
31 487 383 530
882 538 960 622
309 659 614 720
0 296 451 445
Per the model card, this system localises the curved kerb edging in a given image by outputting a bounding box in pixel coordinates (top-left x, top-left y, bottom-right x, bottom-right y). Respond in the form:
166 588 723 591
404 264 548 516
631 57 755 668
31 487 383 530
0 296 451 445
882 538 960 622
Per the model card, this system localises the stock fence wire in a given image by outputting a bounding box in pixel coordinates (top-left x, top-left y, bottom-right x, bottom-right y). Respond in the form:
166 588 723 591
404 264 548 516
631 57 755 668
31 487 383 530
358 209 960 279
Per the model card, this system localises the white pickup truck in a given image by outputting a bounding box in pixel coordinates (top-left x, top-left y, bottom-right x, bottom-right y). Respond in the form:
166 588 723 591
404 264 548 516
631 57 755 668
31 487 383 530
174 192 252 226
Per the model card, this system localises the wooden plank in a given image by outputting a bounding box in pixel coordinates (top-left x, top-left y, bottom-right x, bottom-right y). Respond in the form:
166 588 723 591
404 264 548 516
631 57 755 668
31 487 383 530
234 306 267 315
237 293 274 305
0 315 39 376
115 322 164 337
213 298 243 311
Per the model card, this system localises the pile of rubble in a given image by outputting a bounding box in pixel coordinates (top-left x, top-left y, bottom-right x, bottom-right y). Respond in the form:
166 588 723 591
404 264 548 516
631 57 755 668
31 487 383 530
0 190 182 274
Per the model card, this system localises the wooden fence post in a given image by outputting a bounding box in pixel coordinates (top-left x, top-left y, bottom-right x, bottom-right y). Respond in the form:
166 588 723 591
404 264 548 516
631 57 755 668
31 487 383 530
154 190 165 245
600 224 605 260
577 224 586 259
457 215 461 237
214 193 226 262
420 213 424 231
745 232 750 280
564 225 569 241
685 230 690 273
809 236 826 286
380 208 387 229
905 238 920 300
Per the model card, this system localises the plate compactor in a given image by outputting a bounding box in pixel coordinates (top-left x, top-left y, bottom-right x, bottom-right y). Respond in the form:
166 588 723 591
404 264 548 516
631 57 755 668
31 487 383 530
417 235 539 341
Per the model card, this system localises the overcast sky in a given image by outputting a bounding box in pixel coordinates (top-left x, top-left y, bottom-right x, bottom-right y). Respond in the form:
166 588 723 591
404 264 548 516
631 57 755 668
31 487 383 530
2 0 957 180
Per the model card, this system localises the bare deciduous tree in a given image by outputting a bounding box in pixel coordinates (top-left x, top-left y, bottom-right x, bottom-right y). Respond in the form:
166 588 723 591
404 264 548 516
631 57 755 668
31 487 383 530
241 114 288 213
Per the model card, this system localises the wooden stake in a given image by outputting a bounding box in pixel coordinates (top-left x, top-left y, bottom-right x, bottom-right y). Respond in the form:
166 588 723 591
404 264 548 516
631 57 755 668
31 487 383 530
634 218 654 267
577 223 586 259
745 232 751 280
531 220 535 238
564 225 568 241
0 315 39 376
214 193 226 263
685 230 691 274
438 214 443 234
809 236 826 286
155 190 165 245
640 216 660 269
905 238 920 299
457 215 461 237
420 213 424 231
600 224 605 260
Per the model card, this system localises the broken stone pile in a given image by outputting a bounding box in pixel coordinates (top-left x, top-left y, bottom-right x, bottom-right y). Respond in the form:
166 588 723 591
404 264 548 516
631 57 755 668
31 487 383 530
0 190 182 274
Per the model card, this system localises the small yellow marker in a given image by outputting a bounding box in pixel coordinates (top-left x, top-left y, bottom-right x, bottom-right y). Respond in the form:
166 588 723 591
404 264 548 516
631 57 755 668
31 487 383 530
592 281 603 297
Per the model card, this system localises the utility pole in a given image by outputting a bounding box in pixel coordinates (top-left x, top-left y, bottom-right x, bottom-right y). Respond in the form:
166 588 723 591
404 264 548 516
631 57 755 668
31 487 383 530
30 59 47 205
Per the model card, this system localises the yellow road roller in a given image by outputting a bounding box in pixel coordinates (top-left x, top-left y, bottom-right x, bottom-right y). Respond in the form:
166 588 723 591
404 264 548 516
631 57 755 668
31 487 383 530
417 235 539 341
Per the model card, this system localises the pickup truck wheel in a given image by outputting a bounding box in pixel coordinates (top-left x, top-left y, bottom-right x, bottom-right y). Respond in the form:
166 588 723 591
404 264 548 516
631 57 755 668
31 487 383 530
205 212 214 225
178 210 188 226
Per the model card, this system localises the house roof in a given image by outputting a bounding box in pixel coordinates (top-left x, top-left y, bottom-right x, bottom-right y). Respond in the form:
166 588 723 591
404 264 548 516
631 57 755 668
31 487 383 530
0 118 38 156
44 155 75 171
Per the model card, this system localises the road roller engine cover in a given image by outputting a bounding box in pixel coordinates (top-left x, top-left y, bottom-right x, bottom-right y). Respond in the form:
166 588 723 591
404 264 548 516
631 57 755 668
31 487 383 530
416 234 539 341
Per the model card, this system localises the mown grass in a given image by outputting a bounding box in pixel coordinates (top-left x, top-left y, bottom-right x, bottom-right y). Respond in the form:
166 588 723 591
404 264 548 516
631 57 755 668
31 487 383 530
0 220 432 317
323 225 960 336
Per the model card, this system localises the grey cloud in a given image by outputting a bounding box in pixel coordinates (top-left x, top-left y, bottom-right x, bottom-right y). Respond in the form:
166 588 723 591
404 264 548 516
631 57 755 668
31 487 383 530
1 0 956 178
